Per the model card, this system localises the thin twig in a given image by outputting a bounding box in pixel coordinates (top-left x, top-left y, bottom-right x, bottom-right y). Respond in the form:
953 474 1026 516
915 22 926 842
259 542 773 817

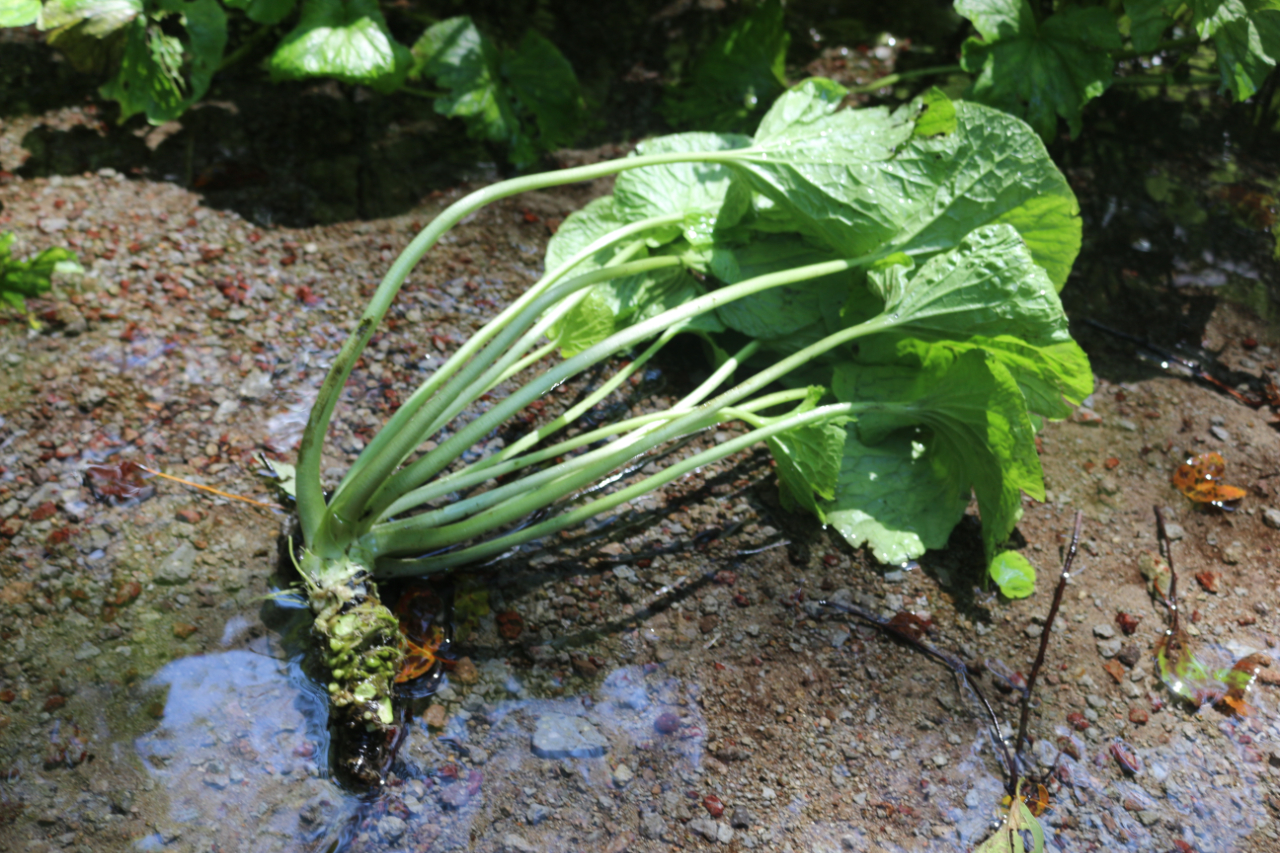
1014 510 1083 766
1154 505 1181 636
821 599 1018 785
138 465 284 511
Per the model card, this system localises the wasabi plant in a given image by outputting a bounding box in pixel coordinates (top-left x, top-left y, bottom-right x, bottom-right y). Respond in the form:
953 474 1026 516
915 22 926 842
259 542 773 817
287 78 1093 784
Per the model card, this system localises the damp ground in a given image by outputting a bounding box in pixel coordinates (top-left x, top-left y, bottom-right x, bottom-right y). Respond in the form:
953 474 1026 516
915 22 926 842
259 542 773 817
2 71 1280 853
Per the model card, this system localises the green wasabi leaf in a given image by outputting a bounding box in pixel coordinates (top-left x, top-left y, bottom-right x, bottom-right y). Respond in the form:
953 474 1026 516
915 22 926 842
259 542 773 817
614 133 753 244
1 0 41 27
708 235 848 339
823 432 969 565
267 0 410 93
551 289 615 357
1125 0 1179 53
767 414 847 518
38 0 141 74
732 97 1081 290
544 196 631 275
911 87 958 137
752 77 849 142
846 350 1042 571
869 224 1071 348
223 0 295 26
97 0 227 124
411 15 582 166
989 550 1036 598
501 30 586 159
0 232 78 312
662 0 789 133
874 335 1093 422
1189 0 1280 100
957 0 1121 140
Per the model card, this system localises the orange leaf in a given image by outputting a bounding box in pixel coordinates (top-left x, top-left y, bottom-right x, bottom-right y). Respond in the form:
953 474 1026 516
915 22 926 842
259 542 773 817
1172 452 1246 505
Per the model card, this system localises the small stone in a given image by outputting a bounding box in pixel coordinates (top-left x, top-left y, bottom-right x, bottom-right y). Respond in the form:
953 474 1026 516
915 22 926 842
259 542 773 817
155 542 197 584
1024 624 1043 639
1210 425 1231 442
204 772 229 789
1163 523 1185 541
531 712 608 758
932 754 948 768
1129 707 1149 724
501 833 538 853
1093 623 1117 639
730 806 752 829
717 823 734 843
1117 419 1138 432
424 704 447 730
526 803 552 825
1086 694 1107 709
377 815 407 840
237 369 272 400
1137 809 1162 827
1221 542 1244 565
760 786 776 800
468 745 488 765
172 623 198 640
639 810 667 839
453 656 480 685
688 817 720 842
38 217 68 233
1262 507 1280 530
1097 638 1123 659
612 763 633 788
73 641 101 661
1117 644 1142 667
1195 571 1221 594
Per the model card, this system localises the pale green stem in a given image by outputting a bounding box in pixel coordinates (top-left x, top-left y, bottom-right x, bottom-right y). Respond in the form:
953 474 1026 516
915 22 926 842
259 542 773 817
371 402 862 577
323 256 683 534
365 258 870 525
296 153 723 551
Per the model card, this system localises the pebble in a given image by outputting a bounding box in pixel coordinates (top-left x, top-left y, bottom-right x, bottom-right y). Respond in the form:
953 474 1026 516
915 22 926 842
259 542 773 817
526 803 552 825
237 369 272 400
1093 623 1116 639
155 542 197 584
377 815 406 840
612 763 633 788
531 713 607 758
73 641 101 661
639 810 667 839
501 833 538 853
1163 523 1185 541
1097 638 1123 658
1262 507 1280 530
931 754 948 768
424 704 447 729
730 806 752 829
1086 694 1107 709
1210 425 1230 442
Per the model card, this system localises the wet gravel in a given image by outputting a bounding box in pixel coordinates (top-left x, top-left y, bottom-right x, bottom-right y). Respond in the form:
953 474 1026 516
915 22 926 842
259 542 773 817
1 146 1279 852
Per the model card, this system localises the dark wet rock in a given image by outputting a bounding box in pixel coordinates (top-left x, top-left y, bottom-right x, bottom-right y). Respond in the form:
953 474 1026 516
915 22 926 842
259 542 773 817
1118 644 1142 667
531 712 607 758
730 806 752 829
154 542 196 584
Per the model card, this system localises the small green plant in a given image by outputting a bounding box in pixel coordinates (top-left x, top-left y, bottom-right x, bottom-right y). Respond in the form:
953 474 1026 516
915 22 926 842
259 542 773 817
0 232 78 326
279 78 1091 783
0 1 584 165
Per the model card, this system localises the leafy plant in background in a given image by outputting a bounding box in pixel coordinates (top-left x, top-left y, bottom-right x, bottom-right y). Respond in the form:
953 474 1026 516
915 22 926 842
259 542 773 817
275 79 1090 784
662 0 789 133
409 16 585 168
954 0 1280 141
0 0 585 165
0 232 79 327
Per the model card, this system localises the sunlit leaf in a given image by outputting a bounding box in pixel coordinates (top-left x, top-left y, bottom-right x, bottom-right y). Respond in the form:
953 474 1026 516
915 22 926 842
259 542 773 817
267 0 410 92
957 0 1122 140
